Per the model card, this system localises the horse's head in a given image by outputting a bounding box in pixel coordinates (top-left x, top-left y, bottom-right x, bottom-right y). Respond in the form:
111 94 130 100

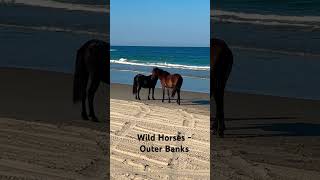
151 67 160 80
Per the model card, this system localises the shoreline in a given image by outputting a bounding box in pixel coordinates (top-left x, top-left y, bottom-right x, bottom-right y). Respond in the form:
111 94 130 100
110 83 210 114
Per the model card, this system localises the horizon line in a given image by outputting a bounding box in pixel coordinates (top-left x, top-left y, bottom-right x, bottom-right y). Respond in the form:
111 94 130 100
110 44 209 48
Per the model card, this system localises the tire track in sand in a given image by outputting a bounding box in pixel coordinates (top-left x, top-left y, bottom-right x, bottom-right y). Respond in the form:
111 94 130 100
110 99 210 180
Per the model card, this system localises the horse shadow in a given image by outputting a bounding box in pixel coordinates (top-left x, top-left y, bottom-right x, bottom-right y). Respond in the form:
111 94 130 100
147 98 209 106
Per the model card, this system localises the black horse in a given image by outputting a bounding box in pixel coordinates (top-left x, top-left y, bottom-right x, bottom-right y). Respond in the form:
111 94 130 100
73 39 109 122
133 74 158 100
211 38 233 137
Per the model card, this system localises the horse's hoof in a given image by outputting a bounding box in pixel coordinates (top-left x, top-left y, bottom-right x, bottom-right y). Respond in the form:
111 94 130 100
217 130 224 138
152 98 155 100
148 97 150 100
210 126 217 135
91 117 99 122
81 113 89 120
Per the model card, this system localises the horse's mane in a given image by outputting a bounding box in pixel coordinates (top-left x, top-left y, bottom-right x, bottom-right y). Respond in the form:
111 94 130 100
153 67 170 75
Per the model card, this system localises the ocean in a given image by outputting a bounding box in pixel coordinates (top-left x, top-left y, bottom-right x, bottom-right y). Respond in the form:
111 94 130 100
212 0 320 100
110 46 210 93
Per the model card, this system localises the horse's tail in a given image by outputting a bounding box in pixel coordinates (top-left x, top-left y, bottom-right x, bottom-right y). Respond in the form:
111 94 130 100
132 76 138 95
73 49 84 103
171 76 183 98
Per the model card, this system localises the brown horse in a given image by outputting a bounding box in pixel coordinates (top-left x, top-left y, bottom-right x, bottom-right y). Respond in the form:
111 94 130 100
73 39 109 122
151 67 183 105
211 38 233 137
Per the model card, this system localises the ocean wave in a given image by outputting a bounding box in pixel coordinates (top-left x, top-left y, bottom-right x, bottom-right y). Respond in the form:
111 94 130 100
0 23 108 37
14 0 108 13
110 58 210 71
231 46 320 57
212 10 320 28
110 49 117 52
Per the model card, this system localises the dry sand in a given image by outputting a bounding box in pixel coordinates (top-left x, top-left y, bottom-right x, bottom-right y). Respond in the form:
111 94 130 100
0 68 109 179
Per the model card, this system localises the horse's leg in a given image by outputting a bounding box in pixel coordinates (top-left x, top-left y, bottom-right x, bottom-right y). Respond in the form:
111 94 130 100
167 89 171 103
214 88 225 138
138 86 141 100
81 73 89 120
88 75 100 122
177 89 181 105
148 88 151 100
152 88 155 100
162 87 165 102
135 85 138 99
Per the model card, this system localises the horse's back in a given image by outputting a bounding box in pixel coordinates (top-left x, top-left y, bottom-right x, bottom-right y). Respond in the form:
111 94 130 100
81 39 109 62
134 74 145 80
78 39 109 82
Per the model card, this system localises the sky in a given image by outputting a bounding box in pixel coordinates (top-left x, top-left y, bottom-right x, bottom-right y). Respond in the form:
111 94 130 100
110 0 209 47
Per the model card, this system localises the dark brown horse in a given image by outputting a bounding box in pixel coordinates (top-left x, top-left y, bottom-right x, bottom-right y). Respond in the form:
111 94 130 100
73 39 109 122
151 67 183 105
132 74 158 100
211 38 233 137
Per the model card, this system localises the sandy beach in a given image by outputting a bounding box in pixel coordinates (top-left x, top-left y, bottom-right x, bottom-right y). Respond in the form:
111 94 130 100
110 83 210 179
0 68 109 179
1 68 319 179
110 83 320 179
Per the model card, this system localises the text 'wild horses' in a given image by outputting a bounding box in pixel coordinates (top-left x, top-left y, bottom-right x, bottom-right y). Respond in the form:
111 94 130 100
133 74 158 100
211 38 233 137
73 39 109 122
151 67 183 105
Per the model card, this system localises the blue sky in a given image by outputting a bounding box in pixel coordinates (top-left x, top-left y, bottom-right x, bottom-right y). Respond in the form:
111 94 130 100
110 0 209 47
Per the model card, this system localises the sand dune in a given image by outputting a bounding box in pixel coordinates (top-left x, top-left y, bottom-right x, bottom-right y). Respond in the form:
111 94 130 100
110 99 210 179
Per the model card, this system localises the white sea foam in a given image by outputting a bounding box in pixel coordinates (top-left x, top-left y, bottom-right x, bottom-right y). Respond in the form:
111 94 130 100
14 0 109 13
231 46 320 57
0 23 108 37
110 58 210 71
212 10 320 28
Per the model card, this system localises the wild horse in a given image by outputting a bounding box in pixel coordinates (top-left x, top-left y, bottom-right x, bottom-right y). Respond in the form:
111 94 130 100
211 38 233 137
151 67 183 105
73 39 109 122
133 74 158 100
